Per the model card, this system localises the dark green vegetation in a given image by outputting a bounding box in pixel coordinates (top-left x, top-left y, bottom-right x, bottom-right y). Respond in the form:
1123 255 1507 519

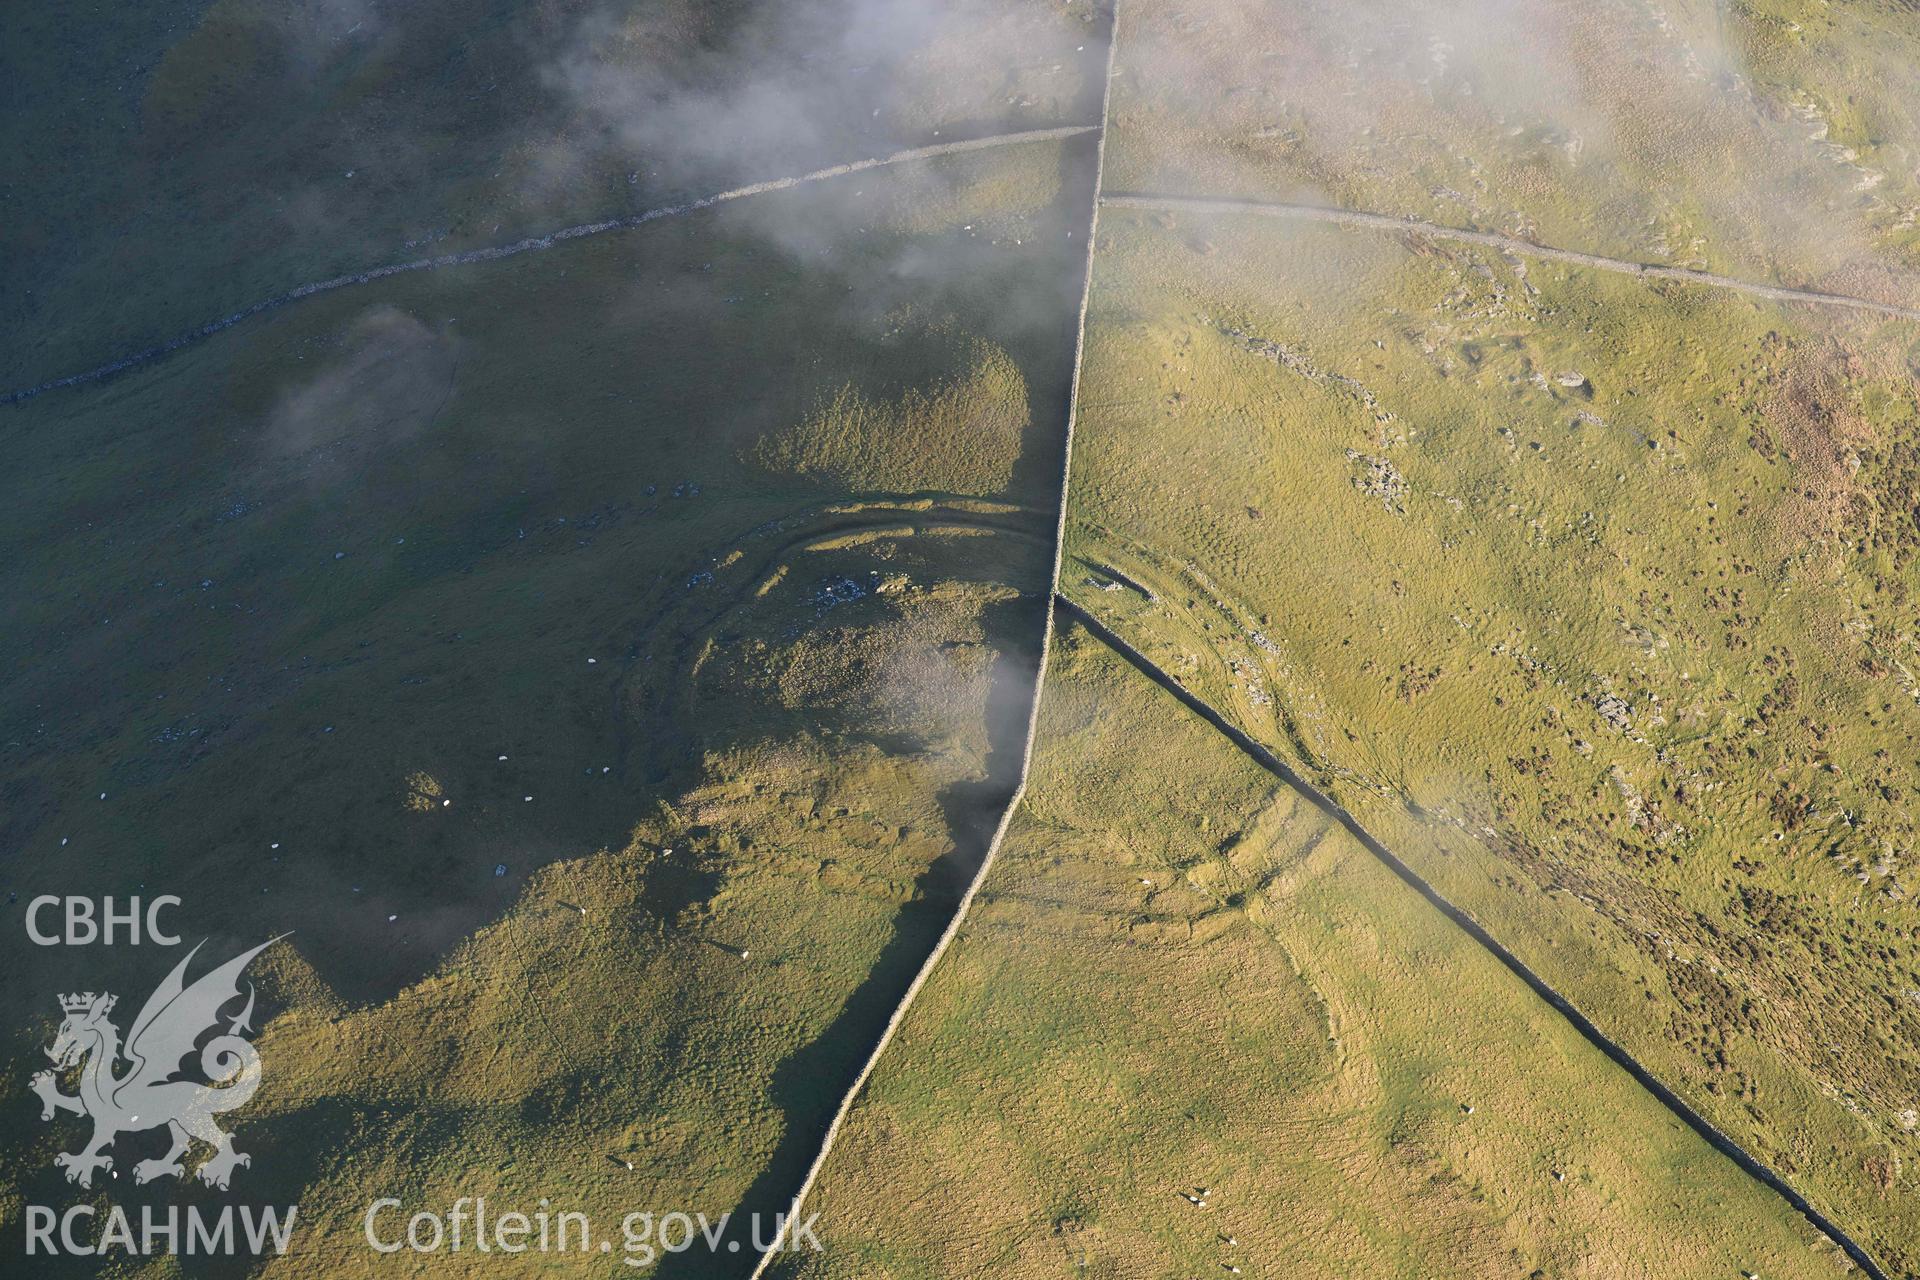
3 0 1104 381
2 96 1098 1274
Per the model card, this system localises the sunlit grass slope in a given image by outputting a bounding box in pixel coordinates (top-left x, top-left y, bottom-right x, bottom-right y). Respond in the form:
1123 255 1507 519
1061 205 1920 1272
770 617 1856 1280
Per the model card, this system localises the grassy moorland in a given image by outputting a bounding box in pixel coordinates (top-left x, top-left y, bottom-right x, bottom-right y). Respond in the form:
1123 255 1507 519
1061 204 1920 1271
0 133 1093 1275
8 1 1920 1276
772 617 1856 1280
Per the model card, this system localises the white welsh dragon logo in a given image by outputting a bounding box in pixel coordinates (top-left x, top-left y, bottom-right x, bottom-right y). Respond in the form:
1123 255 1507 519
30 937 283 1190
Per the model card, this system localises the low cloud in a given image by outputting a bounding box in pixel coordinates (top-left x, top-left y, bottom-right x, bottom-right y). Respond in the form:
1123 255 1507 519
263 306 459 472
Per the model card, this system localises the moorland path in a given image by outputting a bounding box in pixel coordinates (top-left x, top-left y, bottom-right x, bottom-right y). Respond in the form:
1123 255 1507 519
0 126 1097 408
19 141 1920 413
1103 192 1920 323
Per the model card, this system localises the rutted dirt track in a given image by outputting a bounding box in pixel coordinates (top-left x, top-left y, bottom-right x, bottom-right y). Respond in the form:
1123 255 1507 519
1054 592 1892 1280
0 126 1097 408
1103 193 1920 323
